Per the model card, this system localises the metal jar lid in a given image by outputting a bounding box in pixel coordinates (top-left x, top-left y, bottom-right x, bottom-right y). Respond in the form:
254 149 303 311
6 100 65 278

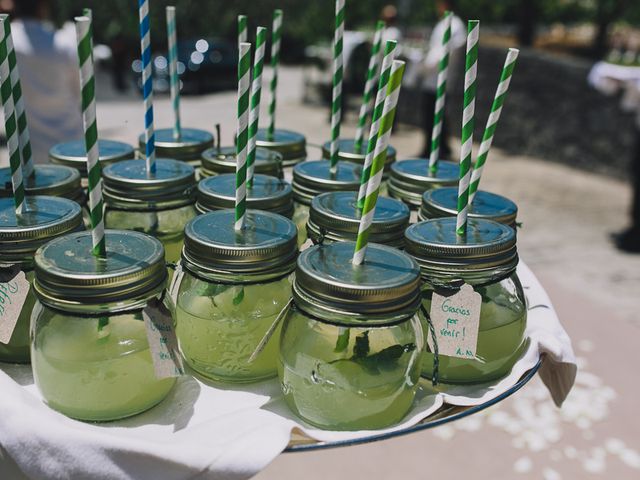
388 159 459 207
255 128 306 166
419 187 518 227
49 139 135 176
200 145 283 179
138 127 213 161
321 138 396 169
307 191 409 248
0 165 83 202
294 241 421 325
404 217 518 277
182 209 298 280
33 230 167 313
102 158 196 209
196 174 294 218
0 196 83 265
292 160 362 206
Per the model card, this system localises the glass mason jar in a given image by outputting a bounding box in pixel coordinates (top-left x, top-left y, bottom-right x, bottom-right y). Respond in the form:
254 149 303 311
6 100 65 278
279 241 424 430
307 191 409 249
388 158 459 211
196 173 294 219
31 230 176 421
256 128 307 169
102 158 197 264
175 210 298 383
49 139 135 188
404 217 527 384
419 187 518 229
0 197 82 363
292 160 362 245
139 128 213 168
200 146 283 179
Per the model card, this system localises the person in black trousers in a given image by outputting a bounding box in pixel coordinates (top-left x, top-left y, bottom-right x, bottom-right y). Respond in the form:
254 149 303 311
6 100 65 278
613 128 640 252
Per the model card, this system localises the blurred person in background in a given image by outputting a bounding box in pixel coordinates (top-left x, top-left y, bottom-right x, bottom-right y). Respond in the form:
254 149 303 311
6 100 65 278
10 0 82 163
418 0 465 159
612 127 640 252
381 5 402 44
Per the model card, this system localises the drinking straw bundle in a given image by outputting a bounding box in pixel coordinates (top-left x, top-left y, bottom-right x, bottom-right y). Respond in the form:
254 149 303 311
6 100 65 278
329 0 345 175
266 10 282 140
138 0 156 176
353 20 384 153
235 42 251 231
356 40 397 209
166 6 181 140
247 27 267 188
0 18 24 214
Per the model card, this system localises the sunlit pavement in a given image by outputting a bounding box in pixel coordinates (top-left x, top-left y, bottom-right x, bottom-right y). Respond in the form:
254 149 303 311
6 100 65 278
3 66 640 479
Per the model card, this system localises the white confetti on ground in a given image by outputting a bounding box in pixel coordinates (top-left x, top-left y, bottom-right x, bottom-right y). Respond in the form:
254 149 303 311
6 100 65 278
542 467 561 480
514 456 533 473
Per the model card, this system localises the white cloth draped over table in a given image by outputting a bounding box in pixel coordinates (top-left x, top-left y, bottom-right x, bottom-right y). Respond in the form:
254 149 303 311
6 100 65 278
0 262 576 480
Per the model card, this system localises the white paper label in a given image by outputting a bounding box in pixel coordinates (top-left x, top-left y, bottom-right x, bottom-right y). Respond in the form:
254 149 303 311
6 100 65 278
168 263 184 309
142 297 184 379
0 266 30 344
427 283 481 360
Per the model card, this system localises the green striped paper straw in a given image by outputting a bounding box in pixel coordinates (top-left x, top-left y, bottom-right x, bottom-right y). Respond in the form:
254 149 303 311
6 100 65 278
356 40 397 209
167 6 181 140
353 20 384 153
469 48 519 203
235 42 251 231
238 15 247 47
428 11 452 175
456 20 479 238
329 0 345 175
247 26 266 188
353 60 405 265
75 16 106 257
266 9 282 141
1 16 34 179
0 18 23 214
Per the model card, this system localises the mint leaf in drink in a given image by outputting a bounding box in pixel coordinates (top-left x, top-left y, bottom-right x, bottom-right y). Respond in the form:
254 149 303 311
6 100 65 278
334 328 350 353
232 287 245 305
353 331 370 358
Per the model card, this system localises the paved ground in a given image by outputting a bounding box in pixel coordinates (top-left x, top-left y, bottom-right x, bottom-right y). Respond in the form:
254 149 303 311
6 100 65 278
3 67 640 479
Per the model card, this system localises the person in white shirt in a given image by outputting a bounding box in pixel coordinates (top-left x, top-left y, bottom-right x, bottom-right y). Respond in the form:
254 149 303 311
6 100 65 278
419 0 466 158
381 5 402 45
11 0 82 163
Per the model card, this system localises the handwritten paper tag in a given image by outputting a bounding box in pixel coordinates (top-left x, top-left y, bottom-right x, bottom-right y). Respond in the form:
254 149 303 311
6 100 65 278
0 266 30 344
142 297 184 379
168 263 184 309
427 283 481 360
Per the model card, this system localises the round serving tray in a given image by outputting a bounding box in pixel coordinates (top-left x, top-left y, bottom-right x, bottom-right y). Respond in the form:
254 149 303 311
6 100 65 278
286 359 541 452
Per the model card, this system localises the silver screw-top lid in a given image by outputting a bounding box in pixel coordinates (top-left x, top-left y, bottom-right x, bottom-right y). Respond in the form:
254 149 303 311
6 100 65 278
183 210 298 280
404 217 518 277
256 128 306 166
321 138 396 169
292 160 362 205
139 128 213 161
307 191 409 248
419 187 518 227
0 196 83 266
388 159 459 207
49 139 135 176
196 174 294 218
294 242 421 325
33 230 167 313
0 165 83 202
200 145 283 179
102 158 196 209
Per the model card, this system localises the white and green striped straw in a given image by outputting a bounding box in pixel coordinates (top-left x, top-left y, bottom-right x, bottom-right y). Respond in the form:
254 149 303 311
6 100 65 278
353 60 405 266
469 48 519 203
0 18 23 214
247 26 266 188
353 20 384 153
235 42 251 231
456 20 479 238
357 40 396 209
1 16 34 178
329 0 345 175
75 16 106 257
428 11 452 175
266 9 282 140
167 6 181 140
238 15 247 48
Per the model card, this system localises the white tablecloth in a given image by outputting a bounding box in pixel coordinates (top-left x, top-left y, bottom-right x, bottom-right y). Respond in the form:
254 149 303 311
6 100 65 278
0 262 576 480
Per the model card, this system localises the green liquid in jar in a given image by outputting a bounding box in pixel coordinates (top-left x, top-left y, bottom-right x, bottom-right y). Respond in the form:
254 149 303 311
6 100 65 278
292 203 309 246
420 295 527 384
176 274 292 383
31 311 175 421
279 310 423 430
0 271 36 363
